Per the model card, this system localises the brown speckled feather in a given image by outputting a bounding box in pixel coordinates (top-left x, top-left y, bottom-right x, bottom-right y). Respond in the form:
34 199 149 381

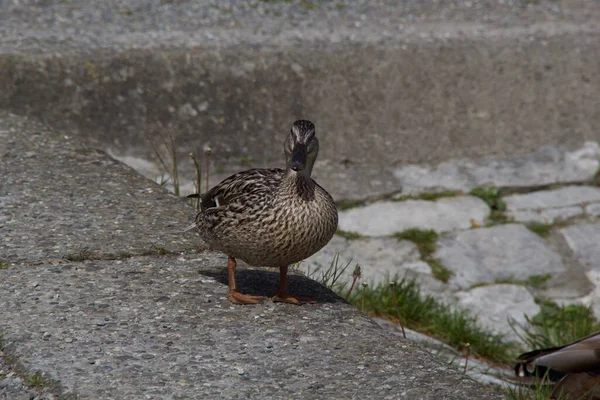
195 167 338 268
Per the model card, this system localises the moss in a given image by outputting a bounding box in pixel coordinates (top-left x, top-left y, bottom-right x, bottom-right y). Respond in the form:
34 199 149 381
525 222 553 238
395 228 438 258
428 258 453 283
394 190 463 202
336 199 364 210
336 229 362 240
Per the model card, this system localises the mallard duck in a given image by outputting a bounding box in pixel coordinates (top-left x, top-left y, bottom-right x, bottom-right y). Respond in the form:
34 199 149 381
194 120 338 305
515 331 600 399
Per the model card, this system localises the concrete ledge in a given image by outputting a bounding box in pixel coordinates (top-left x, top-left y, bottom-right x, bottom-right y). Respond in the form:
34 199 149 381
0 112 198 263
0 113 502 398
1 2 599 174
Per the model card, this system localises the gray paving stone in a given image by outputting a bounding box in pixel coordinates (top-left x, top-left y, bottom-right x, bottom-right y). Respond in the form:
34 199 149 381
585 203 600 217
394 142 600 194
456 284 540 344
434 224 566 289
509 206 583 224
0 256 501 400
338 196 489 237
561 222 600 271
504 186 600 210
301 236 449 297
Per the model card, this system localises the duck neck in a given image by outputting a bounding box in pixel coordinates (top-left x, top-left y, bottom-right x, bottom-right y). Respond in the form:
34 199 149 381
281 168 316 200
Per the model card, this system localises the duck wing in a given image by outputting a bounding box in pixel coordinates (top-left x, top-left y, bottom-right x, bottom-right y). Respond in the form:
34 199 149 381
201 168 284 210
515 330 600 378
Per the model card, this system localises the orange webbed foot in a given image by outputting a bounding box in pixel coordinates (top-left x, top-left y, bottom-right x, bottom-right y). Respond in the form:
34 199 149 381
272 293 316 305
228 290 264 305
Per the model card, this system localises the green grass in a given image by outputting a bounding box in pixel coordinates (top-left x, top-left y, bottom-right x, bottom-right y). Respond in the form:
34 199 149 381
488 210 512 225
525 222 553 238
394 190 463 202
470 187 511 225
395 229 452 282
150 243 168 256
427 258 453 283
505 301 599 399
303 253 352 292
470 187 506 211
471 274 551 290
347 278 514 363
526 274 551 289
238 155 254 165
336 199 364 210
503 379 564 400
25 371 49 388
512 301 600 350
336 229 362 240
395 228 438 258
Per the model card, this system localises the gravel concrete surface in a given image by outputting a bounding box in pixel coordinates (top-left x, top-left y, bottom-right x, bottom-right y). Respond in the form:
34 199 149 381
0 112 504 398
1 0 599 54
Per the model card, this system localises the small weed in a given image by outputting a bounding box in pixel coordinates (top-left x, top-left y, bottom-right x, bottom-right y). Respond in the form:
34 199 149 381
511 301 600 350
26 371 49 388
525 222 553 238
336 199 364 210
347 278 514 363
593 167 600 187
394 190 463 202
487 210 511 226
0 262 8 269
148 121 181 196
470 187 506 211
149 243 168 256
503 379 562 400
238 155 254 165
119 7 134 16
65 246 93 262
471 187 510 225
526 274 551 289
336 229 362 240
470 274 551 290
428 258 453 283
305 253 352 291
395 228 438 258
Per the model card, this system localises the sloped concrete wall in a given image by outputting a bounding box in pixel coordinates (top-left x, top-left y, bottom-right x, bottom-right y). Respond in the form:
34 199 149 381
1 30 599 168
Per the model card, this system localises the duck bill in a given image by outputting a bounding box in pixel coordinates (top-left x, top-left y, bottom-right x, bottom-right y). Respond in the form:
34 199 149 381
290 145 307 171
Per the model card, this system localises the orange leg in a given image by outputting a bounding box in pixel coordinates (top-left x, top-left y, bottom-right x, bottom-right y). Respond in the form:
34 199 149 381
227 257 263 305
272 265 316 305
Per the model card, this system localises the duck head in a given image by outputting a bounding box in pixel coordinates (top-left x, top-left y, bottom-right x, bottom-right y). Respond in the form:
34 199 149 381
284 120 319 177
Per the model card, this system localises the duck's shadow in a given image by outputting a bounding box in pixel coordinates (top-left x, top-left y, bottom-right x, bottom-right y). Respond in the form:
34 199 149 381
201 267 345 304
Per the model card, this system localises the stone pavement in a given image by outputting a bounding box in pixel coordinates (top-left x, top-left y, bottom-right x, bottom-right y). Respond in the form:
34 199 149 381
0 112 503 399
303 141 600 346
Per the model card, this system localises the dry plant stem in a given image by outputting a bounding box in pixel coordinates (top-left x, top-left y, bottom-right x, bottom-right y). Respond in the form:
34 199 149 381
361 283 367 313
189 152 202 210
149 120 179 196
205 147 211 193
345 275 359 301
168 132 179 196
463 344 471 374
390 282 406 339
